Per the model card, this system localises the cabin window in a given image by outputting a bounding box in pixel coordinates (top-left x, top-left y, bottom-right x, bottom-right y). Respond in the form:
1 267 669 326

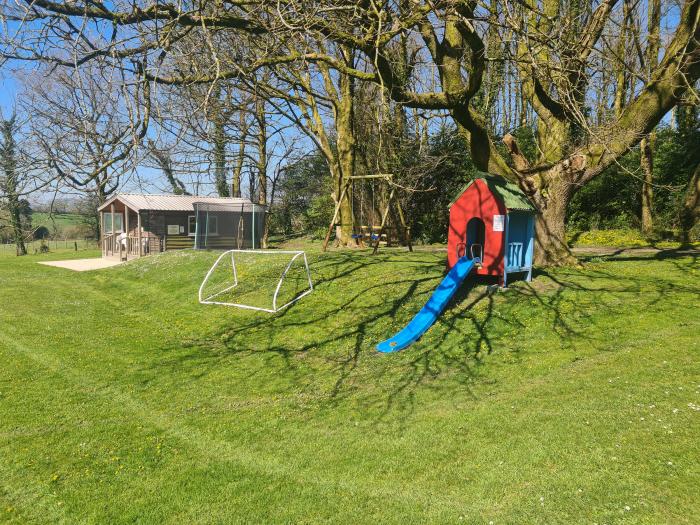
104 212 123 234
206 215 218 235
189 215 218 236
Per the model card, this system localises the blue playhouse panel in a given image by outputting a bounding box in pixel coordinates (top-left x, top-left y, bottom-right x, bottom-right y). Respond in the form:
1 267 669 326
503 211 534 286
525 214 535 269
505 212 534 271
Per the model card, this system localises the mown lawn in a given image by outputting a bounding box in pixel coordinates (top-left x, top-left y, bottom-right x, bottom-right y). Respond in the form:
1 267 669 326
0 244 698 524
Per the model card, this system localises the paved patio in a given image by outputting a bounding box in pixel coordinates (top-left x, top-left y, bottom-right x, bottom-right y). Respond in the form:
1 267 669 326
38 258 124 272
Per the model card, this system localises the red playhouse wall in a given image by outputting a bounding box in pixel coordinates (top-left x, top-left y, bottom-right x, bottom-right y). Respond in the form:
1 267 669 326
447 179 507 277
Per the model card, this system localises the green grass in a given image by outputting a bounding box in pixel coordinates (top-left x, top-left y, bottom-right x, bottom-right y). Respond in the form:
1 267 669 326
31 212 87 231
0 244 698 524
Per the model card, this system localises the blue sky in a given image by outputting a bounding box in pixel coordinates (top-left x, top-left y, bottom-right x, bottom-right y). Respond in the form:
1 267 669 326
0 74 18 116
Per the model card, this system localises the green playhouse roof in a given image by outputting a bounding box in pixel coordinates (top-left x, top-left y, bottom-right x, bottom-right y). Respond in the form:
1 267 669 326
450 173 536 212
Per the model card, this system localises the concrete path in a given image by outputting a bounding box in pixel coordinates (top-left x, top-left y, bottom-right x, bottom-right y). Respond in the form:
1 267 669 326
38 258 124 272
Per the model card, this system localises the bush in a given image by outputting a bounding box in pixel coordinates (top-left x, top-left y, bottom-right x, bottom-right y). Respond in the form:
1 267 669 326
33 226 50 240
37 239 50 253
569 229 649 247
568 228 699 248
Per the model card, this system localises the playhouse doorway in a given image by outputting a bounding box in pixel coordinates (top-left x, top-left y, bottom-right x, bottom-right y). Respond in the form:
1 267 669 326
466 217 485 260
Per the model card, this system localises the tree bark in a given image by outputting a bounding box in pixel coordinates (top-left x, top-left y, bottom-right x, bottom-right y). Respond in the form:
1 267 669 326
532 172 577 266
212 115 230 197
332 60 356 247
1 117 26 256
640 0 661 237
255 94 268 248
231 108 248 198
680 163 700 245
640 134 655 235
613 1 630 118
8 193 27 256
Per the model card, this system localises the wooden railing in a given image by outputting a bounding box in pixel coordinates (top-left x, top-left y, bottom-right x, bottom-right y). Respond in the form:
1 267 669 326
101 232 162 259
101 233 118 257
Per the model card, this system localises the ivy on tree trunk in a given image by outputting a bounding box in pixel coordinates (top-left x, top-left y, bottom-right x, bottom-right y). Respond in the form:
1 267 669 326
0 116 27 256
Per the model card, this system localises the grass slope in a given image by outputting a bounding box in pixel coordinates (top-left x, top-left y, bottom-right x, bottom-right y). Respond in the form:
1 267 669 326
0 246 698 524
30 213 86 231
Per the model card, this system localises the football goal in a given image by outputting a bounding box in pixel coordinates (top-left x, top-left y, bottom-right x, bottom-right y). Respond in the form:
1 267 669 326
198 250 314 312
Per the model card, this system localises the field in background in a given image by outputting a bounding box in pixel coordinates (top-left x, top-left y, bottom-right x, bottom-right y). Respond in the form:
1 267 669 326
0 243 698 523
0 238 99 254
31 212 87 231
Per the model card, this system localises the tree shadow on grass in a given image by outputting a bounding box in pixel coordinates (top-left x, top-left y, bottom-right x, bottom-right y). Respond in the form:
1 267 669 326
139 250 700 428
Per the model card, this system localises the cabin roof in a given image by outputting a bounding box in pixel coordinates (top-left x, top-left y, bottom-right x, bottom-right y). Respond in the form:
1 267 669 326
449 173 536 212
97 193 262 213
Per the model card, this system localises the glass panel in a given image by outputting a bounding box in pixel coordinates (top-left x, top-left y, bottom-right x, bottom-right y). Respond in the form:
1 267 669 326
113 213 123 233
188 216 196 235
207 216 218 235
104 213 112 233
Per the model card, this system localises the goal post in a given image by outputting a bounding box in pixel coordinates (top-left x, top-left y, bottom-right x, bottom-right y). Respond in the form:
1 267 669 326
198 249 314 313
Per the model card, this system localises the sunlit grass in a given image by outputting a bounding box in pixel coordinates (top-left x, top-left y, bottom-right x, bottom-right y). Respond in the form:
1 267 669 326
0 244 698 523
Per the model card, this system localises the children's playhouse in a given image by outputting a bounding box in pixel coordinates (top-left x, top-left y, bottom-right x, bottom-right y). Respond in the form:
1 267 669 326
447 174 536 287
377 173 537 353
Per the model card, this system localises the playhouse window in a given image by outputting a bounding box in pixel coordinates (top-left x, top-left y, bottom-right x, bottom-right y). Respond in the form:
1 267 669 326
466 217 485 259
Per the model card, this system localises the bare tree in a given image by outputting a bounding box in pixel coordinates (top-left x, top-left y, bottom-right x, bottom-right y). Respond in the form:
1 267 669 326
147 140 190 195
22 62 149 215
3 0 699 263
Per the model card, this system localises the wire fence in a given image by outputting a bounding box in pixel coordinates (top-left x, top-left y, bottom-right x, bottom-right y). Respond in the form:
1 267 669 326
0 239 100 254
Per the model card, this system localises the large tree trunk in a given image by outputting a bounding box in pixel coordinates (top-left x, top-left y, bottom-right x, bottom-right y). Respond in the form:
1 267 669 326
8 197 26 256
255 95 268 248
93 182 107 240
640 0 660 237
640 134 655 235
532 175 576 266
333 69 356 247
1 117 26 256
332 147 355 246
680 163 700 245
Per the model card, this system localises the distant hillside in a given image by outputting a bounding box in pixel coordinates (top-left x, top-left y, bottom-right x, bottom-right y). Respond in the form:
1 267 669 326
29 212 94 238
31 212 86 230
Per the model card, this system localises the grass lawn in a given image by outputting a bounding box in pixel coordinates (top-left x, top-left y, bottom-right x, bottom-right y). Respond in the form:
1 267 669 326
0 244 698 524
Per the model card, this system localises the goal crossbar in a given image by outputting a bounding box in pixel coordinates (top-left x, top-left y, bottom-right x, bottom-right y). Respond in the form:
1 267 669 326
198 249 314 313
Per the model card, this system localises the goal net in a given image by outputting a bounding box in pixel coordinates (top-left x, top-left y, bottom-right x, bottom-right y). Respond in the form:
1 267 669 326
198 250 314 312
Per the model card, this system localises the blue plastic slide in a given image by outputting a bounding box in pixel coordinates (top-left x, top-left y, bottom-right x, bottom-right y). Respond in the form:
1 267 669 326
376 256 478 353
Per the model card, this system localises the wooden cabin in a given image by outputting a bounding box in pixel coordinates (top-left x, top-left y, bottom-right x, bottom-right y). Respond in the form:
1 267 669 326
447 174 536 287
98 194 265 260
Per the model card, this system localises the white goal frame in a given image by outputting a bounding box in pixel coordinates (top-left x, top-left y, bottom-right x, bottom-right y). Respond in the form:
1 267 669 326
198 249 314 312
